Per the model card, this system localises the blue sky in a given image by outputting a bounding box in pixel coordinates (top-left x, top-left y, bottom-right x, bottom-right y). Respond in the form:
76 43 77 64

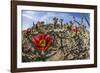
21 10 90 30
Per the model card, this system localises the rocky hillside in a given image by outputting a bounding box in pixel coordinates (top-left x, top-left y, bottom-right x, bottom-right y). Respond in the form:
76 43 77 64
22 17 90 62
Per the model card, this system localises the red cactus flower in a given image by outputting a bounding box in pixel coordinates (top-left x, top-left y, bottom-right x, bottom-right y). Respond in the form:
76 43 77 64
32 33 53 51
71 25 79 32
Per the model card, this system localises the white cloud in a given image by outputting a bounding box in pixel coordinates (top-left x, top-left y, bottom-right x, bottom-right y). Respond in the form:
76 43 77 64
39 13 56 23
22 23 31 30
22 12 40 24
23 11 37 16
22 14 33 20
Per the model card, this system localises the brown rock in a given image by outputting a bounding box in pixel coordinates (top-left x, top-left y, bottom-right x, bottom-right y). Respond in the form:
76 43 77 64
46 50 64 61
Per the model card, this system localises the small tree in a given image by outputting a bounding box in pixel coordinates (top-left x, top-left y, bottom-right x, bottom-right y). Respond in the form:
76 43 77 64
59 19 63 29
53 17 58 29
80 17 83 25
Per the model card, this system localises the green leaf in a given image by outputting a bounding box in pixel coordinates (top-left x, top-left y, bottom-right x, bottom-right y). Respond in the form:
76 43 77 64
32 49 40 54
45 50 49 55
31 56 44 61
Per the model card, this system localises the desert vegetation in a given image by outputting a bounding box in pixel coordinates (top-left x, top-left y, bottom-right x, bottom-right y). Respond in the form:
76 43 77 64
22 16 90 62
